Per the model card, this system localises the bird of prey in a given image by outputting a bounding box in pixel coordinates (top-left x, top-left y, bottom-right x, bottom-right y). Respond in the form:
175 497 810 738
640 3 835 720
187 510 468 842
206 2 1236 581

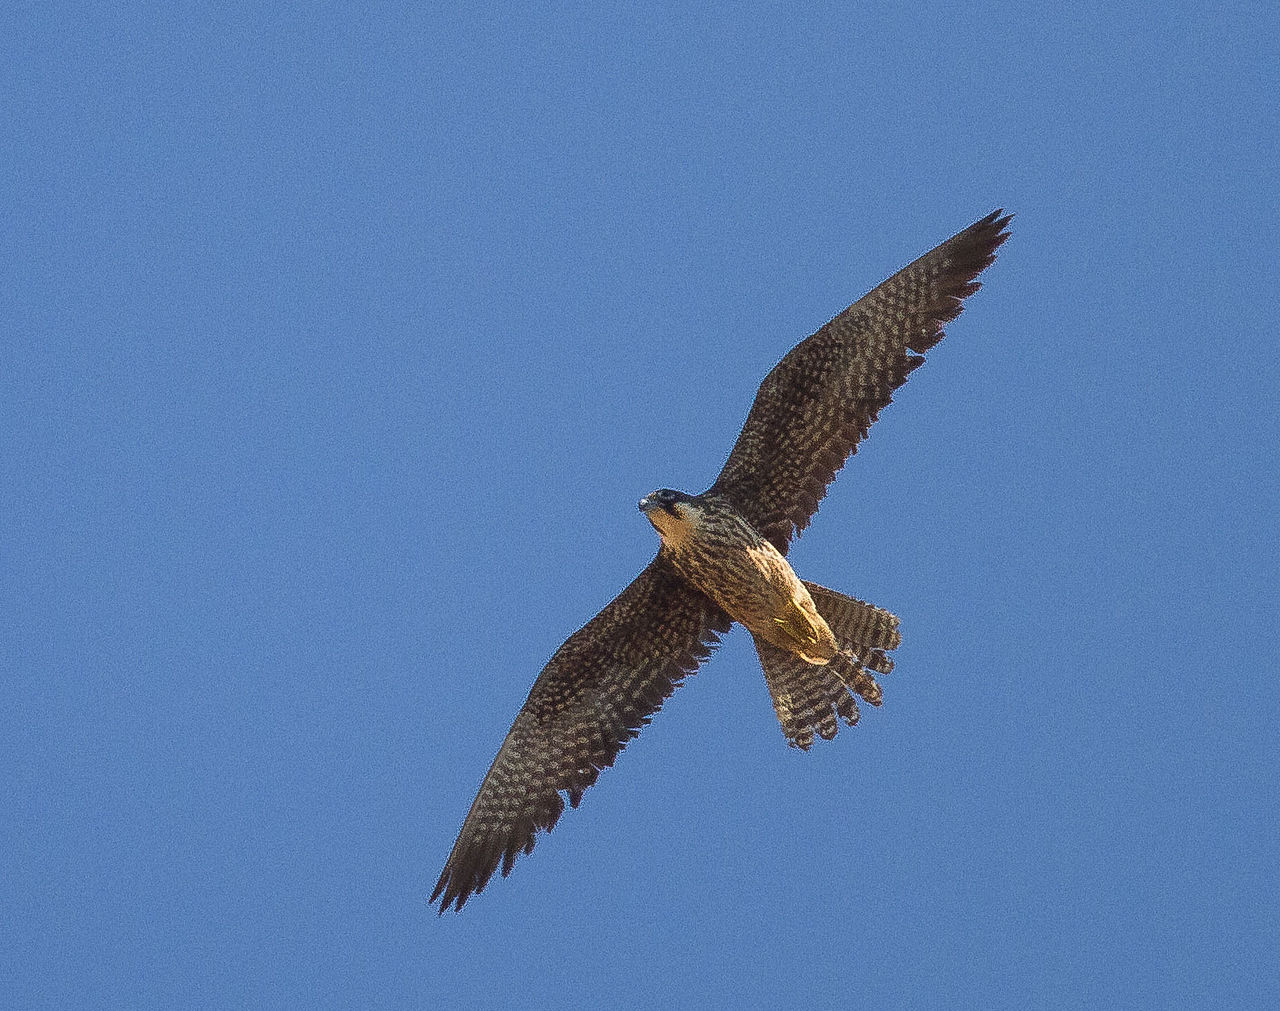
432 210 1011 912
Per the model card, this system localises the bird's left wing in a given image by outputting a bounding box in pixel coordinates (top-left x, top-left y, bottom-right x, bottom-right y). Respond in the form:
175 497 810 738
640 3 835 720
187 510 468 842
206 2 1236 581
708 210 1011 553
431 554 730 912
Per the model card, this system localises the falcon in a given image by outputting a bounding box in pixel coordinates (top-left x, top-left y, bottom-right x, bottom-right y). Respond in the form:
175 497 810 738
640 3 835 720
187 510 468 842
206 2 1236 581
432 210 1011 912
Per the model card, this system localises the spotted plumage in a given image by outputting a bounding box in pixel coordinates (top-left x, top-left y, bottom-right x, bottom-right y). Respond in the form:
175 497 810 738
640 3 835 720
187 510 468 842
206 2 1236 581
432 210 1011 912
641 492 838 662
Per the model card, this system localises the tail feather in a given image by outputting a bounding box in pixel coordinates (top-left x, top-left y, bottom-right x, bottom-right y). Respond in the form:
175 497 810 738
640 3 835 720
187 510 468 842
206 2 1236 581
754 635 858 750
802 582 900 654
755 584 900 749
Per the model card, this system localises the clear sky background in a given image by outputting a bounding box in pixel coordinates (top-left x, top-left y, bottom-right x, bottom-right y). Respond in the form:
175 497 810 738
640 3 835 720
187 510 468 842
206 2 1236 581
4 4 1277 1008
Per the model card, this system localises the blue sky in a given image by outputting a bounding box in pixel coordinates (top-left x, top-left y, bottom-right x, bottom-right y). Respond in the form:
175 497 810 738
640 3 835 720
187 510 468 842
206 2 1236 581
4 3 1277 1007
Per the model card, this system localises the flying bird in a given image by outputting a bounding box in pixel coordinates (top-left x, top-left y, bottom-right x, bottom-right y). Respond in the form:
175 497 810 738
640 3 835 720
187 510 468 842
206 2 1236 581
432 210 1011 912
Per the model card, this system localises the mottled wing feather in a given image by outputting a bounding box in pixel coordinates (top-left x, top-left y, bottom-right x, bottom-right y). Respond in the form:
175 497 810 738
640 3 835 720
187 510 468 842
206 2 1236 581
708 210 1011 552
431 555 730 912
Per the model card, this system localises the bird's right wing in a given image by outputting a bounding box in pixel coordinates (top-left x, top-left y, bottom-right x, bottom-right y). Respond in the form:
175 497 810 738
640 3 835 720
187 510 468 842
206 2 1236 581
431 555 730 912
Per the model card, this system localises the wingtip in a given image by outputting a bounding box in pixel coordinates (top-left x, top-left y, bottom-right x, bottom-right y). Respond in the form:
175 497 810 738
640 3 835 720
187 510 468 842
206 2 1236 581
973 207 1013 236
944 208 1012 274
981 207 1014 244
431 883 471 915
431 859 483 914
429 875 454 915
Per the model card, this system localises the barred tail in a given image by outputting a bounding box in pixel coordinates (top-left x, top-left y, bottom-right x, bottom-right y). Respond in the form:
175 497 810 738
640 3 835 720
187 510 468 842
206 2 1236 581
754 584 900 749
802 581 900 676
754 635 858 750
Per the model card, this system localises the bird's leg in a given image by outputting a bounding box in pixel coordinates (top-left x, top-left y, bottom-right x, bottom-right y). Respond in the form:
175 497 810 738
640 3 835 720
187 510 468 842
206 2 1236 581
770 599 824 654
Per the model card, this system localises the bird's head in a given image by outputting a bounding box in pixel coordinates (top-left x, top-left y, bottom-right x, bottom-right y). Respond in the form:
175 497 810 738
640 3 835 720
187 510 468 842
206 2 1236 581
638 488 702 545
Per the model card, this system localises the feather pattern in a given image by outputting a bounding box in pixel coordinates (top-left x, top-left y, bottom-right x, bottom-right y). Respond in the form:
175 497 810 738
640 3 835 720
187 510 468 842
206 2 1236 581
756 583 902 748
708 210 1012 552
431 556 729 912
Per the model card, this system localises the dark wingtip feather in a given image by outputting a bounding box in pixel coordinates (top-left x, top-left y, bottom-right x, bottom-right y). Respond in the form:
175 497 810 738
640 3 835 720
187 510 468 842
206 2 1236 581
950 208 1013 268
904 209 1011 355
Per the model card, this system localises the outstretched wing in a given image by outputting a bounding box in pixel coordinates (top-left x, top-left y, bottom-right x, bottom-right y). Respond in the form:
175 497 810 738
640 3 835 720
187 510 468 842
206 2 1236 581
708 210 1011 553
431 555 730 912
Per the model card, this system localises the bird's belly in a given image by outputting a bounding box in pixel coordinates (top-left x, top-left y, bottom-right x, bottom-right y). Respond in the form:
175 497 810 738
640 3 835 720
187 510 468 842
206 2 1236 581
669 541 837 664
